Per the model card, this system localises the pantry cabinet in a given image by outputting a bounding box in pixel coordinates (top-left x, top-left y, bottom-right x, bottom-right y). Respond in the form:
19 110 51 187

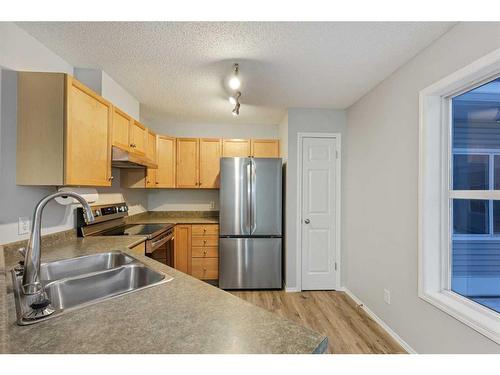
17 72 112 186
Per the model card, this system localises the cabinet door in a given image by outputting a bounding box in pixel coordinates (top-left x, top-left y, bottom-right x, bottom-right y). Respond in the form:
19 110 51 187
251 139 280 158
174 225 191 274
222 139 251 157
65 77 112 186
145 168 156 188
156 136 176 188
199 138 221 188
176 138 199 188
112 107 131 151
145 129 157 162
130 121 146 155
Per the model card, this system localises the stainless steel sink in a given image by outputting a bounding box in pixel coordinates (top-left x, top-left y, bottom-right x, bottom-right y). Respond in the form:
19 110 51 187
11 251 173 325
45 264 165 310
39 251 135 281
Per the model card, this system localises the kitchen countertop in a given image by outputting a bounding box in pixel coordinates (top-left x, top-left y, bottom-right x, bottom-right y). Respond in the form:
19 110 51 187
127 211 219 225
0 235 327 354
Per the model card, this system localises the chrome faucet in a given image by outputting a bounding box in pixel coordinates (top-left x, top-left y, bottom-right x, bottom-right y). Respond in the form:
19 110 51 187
22 192 95 295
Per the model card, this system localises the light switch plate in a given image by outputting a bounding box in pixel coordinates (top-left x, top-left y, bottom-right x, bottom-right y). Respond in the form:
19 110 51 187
18 217 30 235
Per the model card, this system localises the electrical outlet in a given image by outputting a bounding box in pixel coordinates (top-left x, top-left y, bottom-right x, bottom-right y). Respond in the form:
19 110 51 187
384 289 391 305
209 201 215 209
18 217 30 235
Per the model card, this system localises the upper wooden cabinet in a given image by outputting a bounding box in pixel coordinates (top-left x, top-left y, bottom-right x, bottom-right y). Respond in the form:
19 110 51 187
222 139 251 157
130 120 146 156
251 139 280 158
199 138 222 188
156 135 176 188
176 138 199 188
17 72 112 186
145 129 157 162
112 107 131 151
176 138 221 189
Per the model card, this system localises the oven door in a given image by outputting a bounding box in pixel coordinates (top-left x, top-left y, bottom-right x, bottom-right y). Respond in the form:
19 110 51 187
146 229 174 267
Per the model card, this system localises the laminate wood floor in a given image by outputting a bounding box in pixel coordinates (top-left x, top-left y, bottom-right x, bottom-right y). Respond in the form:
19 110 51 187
230 290 406 354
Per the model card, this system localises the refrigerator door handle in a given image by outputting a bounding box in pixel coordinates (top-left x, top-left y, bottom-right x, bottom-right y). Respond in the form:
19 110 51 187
251 158 257 234
246 161 252 234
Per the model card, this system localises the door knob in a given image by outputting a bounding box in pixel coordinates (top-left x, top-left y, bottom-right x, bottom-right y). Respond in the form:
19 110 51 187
304 219 310 224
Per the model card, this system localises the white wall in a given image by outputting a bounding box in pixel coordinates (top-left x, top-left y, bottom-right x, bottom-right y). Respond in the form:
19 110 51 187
0 23 147 245
284 108 347 290
75 68 140 119
145 119 279 211
344 22 500 353
278 112 288 161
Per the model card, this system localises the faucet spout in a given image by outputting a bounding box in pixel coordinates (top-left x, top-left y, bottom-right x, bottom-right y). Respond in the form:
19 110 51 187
22 192 95 295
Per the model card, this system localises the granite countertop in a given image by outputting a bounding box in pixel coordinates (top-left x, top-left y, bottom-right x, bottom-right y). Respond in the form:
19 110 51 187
0 235 327 354
127 211 219 225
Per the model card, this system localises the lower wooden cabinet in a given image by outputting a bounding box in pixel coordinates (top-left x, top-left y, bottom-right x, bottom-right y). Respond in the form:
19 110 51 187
174 225 191 274
191 258 218 280
173 224 219 281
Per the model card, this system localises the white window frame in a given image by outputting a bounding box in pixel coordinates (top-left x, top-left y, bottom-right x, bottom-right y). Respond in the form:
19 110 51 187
419 48 500 344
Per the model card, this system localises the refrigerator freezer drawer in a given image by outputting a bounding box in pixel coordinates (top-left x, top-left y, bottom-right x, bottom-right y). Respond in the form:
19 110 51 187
219 237 282 289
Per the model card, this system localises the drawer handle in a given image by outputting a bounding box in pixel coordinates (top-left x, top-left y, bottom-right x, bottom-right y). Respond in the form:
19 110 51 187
203 267 207 272
203 250 207 255
203 228 207 233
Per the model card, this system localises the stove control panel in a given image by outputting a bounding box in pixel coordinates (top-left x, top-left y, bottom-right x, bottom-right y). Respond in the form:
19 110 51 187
77 203 129 236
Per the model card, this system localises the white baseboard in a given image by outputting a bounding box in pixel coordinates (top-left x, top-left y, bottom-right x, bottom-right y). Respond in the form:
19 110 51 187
285 286 300 292
341 287 417 354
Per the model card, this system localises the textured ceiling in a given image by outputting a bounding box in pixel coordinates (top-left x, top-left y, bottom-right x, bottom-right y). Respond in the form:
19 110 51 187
18 22 455 125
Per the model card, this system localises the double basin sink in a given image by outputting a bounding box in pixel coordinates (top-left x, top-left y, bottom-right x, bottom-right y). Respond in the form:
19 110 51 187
11 251 173 325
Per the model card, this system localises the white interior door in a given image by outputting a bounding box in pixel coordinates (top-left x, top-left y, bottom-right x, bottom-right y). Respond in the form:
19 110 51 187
301 136 338 290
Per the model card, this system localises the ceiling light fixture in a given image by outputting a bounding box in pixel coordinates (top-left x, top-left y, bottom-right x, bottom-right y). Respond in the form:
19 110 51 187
228 63 241 90
232 102 240 116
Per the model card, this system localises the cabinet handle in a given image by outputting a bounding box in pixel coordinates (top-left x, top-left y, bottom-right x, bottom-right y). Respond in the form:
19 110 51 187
108 176 114 181
203 268 207 272
203 228 207 233
203 240 207 244
203 250 207 255
155 181 159 184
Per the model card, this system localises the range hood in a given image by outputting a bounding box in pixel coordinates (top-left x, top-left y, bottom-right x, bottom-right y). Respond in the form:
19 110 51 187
111 146 158 169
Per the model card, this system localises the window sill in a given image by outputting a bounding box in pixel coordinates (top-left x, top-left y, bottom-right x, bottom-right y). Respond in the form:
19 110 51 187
419 289 500 344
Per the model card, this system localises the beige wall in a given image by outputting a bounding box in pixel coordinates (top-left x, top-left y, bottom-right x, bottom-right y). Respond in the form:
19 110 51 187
344 22 500 353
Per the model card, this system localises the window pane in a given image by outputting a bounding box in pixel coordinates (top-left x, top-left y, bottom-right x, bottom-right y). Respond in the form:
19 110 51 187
451 77 500 314
453 199 489 235
452 77 500 152
451 236 500 313
494 155 500 189
453 154 489 190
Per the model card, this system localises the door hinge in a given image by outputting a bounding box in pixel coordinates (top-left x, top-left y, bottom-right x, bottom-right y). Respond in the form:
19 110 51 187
334 262 338 271
335 150 339 159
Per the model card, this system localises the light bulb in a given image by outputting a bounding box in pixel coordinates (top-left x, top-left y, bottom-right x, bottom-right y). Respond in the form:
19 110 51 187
229 76 241 90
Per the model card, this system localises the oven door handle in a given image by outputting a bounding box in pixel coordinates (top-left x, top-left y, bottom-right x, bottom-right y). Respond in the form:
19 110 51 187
148 233 174 253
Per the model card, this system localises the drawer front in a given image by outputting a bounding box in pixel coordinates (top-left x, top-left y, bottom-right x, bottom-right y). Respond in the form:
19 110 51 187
191 236 219 247
191 258 218 280
192 224 219 236
192 246 219 258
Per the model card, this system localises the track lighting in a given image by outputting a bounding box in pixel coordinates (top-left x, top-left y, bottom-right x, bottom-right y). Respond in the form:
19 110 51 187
230 91 241 116
228 63 241 90
232 102 240 116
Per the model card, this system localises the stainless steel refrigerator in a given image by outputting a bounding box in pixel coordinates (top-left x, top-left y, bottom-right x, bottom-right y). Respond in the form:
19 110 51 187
219 157 282 289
